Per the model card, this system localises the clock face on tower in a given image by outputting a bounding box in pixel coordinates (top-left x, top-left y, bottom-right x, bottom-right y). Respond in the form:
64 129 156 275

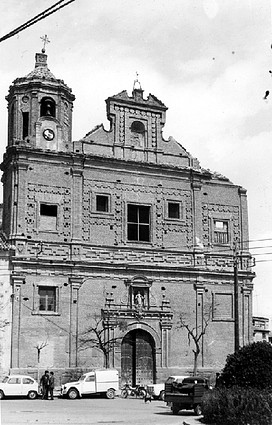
43 128 55 141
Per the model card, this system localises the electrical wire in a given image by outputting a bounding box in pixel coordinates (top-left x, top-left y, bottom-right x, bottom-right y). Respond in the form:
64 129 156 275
0 0 75 43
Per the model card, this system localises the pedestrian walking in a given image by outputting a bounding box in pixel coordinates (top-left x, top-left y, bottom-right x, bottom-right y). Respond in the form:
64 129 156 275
40 370 50 399
49 371 55 400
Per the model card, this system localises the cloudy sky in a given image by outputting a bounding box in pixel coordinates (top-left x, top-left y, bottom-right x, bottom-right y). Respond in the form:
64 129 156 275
0 0 272 324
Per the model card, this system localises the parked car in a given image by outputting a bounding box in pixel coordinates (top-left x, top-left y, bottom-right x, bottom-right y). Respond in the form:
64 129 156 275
146 383 165 400
0 375 39 399
146 376 189 401
61 369 119 399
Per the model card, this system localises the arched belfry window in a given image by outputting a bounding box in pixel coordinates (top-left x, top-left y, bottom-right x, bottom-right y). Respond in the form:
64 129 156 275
130 121 145 147
40 97 56 118
131 121 145 134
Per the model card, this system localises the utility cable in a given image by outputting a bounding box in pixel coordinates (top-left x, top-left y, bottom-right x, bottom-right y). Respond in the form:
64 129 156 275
0 0 75 43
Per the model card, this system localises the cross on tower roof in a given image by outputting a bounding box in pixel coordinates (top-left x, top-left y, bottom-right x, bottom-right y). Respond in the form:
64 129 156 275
40 34 50 53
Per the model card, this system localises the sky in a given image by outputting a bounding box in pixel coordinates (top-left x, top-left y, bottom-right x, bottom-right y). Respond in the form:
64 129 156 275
0 0 272 325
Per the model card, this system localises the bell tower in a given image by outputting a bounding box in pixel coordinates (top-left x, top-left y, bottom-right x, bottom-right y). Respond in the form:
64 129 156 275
5 46 75 152
1 44 75 239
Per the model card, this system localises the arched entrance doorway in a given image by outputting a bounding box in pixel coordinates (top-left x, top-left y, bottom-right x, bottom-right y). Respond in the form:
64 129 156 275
121 329 155 386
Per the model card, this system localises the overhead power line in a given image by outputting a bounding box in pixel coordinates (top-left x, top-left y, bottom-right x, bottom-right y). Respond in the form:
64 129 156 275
0 0 75 43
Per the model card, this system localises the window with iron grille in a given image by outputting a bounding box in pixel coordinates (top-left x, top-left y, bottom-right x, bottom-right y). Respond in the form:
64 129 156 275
214 220 229 244
127 204 150 242
38 286 56 312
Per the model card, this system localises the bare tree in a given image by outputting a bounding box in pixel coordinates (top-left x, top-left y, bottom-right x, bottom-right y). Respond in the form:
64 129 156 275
177 303 214 375
35 340 48 383
79 315 124 368
0 318 9 330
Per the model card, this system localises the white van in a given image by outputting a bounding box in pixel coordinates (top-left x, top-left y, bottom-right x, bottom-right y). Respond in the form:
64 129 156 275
61 369 119 399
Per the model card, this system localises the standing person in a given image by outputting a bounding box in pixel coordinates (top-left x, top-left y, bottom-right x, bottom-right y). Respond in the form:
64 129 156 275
40 370 49 399
49 371 55 400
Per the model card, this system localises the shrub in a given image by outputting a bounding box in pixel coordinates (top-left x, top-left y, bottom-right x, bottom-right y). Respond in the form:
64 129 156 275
219 341 272 389
202 387 272 425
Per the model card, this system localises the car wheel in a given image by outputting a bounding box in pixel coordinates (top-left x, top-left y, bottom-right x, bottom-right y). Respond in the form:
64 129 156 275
0 390 4 400
159 390 165 401
68 388 79 399
194 404 202 416
28 391 37 400
172 403 179 415
106 388 115 399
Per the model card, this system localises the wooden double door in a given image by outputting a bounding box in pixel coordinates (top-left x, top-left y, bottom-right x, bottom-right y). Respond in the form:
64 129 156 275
121 329 155 386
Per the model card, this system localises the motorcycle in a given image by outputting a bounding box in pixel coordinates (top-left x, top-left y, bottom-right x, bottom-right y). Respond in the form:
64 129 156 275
121 383 147 399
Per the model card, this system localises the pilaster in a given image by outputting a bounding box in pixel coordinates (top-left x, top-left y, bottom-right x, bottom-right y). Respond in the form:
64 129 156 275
191 179 203 249
68 277 83 367
71 167 83 242
10 275 25 368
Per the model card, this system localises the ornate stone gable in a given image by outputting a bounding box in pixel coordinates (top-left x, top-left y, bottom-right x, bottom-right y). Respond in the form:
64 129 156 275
108 90 167 109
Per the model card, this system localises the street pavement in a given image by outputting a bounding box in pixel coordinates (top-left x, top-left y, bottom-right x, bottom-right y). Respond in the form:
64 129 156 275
0 396 204 425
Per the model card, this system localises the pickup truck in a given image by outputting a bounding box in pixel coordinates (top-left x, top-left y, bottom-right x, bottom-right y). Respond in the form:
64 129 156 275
61 369 119 399
146 376 188 401
164 376 209 415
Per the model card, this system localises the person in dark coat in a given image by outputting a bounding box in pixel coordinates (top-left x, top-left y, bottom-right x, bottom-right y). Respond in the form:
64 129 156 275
40 370 50 399
49 371 55 400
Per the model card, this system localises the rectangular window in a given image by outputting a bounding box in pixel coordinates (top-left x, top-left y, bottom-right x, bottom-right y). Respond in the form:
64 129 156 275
40 204 58 217
127 204 150 242
96 195 109 212
214 220 229 244
168 202 180 219
40 203 58 231
22 112 29 139
39 286 56 312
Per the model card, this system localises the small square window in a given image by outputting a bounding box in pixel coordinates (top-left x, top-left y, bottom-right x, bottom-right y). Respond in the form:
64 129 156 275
168 202 180 219
96 195 109 212
39 286 57 312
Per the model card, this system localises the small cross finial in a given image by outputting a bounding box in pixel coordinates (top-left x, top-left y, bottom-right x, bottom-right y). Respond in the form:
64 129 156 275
40 34 50 53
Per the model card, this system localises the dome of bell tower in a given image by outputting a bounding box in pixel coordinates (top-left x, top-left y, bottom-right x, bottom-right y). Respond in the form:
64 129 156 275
25 52 57 81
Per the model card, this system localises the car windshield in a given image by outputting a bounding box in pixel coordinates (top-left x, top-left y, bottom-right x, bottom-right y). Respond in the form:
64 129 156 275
2 376 9 383
79 375 86 381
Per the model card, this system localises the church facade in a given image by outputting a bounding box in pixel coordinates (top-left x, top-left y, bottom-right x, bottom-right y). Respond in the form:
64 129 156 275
0 50 255 383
